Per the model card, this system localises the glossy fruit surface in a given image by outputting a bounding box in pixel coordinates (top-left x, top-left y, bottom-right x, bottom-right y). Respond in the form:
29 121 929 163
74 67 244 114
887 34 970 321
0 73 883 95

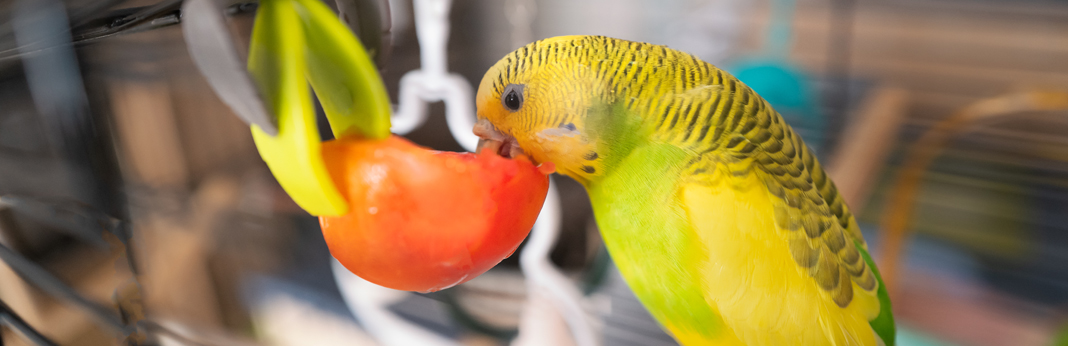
319 136 549 292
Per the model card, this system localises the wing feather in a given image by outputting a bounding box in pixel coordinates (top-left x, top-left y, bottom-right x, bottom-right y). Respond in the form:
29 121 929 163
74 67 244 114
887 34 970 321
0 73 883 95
655 81 895 345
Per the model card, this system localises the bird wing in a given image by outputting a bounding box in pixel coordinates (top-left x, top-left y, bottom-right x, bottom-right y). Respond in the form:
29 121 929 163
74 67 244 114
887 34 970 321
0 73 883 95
653 76 895 345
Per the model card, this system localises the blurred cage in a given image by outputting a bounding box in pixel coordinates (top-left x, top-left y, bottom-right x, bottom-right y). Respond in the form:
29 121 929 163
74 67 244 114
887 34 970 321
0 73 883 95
0 0 1066 346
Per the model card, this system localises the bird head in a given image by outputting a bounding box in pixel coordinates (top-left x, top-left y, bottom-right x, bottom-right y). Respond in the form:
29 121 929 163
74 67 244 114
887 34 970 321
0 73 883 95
474 35 620 183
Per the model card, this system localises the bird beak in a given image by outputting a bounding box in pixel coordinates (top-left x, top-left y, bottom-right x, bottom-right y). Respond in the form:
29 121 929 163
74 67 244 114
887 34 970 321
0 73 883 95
474 119 524 159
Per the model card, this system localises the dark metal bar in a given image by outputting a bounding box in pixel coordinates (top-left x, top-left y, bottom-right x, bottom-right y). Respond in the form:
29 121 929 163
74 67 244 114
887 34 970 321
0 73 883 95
0 243 133 335
0 0 261 63
0 196 118 249
0 300 60 346
69 0 184 44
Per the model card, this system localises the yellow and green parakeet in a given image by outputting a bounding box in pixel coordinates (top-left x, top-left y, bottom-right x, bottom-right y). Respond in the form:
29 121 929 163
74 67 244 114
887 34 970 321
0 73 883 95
473 36 895 346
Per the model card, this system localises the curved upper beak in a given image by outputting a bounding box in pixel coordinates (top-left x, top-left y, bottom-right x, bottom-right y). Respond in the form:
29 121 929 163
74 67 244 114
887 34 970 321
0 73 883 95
474 119 524 159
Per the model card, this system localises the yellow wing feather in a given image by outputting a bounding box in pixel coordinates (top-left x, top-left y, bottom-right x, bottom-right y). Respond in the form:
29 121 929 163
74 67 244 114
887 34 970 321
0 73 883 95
681 163 881 345
617 37 885 343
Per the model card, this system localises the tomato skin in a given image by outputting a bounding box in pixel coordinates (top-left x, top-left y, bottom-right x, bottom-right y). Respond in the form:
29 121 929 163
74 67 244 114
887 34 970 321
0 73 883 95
319 136 549 292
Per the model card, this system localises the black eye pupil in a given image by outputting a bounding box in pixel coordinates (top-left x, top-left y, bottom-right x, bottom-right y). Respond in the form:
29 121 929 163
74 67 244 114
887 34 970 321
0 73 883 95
504 90 521 111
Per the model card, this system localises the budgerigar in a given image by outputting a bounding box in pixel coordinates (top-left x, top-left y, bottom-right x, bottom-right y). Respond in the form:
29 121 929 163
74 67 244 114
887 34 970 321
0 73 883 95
473 36 895 346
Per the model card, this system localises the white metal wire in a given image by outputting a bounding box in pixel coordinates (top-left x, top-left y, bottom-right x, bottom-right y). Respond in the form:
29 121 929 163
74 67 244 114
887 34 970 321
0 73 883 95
388 0 477 153
514 178 599 346
331 260 456 346
333 0 598 345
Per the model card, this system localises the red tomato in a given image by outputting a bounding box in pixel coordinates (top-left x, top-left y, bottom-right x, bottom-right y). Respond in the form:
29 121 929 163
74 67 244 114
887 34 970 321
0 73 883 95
319 136 549 292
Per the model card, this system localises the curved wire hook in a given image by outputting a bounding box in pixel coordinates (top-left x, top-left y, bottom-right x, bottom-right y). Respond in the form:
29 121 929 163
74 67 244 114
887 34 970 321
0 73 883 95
388 0 477 152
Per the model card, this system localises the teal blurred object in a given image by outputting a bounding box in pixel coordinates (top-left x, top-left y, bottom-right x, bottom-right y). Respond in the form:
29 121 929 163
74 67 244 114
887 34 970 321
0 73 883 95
897 327 958 346
728 0 826 153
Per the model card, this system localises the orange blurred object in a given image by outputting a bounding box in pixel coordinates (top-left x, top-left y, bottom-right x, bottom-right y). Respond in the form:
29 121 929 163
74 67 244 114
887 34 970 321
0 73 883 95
319 136 550 292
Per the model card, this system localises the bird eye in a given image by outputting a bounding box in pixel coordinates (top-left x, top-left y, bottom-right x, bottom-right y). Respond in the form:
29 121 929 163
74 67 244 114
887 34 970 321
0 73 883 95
502 84 524 111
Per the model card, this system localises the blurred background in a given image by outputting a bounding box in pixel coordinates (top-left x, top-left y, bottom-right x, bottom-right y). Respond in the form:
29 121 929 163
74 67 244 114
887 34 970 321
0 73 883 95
1 0 1067 345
